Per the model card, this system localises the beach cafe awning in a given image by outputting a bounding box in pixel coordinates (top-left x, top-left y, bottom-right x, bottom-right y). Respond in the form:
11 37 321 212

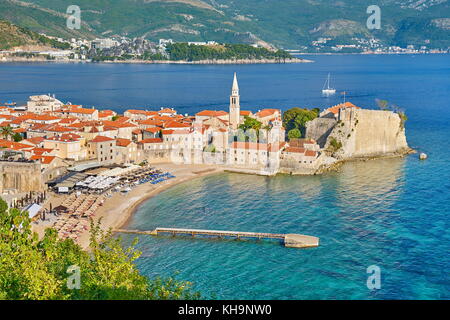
49 172 88 190
69 161 102 173
23 203 42 219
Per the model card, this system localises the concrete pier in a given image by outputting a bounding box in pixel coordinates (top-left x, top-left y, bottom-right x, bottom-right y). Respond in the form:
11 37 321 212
115 227 319 249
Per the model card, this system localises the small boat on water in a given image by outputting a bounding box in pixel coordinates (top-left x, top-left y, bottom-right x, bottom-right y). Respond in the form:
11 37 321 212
322 73 336 96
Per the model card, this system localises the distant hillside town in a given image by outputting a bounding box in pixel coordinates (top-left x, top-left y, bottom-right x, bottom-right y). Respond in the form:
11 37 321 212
1 31 448 63
0 33 298 63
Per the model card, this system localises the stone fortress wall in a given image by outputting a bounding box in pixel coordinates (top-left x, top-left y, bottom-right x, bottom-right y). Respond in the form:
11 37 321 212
0 161 45 194
327 108 409 159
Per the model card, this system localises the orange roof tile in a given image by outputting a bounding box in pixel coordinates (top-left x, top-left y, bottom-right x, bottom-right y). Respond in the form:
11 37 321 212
90 135 114 143
139 138 163 144
98 110 116 117
47 125 73 133
116 138 132 147
196 110 228 117
46 133 81 142
164 120 191 129
138 119 164 126
69 107 96 114
285 147 306 154
102 120 136 128
30 155 56 164
145 127 162 134
0 139 33 150
305 150 317 157
255 109 280 118
159 108 176 114
32 147 53 155
325 102 360 115
23 137 45 145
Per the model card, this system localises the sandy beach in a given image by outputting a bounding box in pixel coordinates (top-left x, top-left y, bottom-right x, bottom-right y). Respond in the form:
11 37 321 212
31 163 223 249
71 163 224 249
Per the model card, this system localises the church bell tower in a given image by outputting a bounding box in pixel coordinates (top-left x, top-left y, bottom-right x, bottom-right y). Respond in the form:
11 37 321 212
229 72 240 130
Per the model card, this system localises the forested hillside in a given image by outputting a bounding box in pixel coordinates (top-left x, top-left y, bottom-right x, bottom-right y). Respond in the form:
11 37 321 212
0 0 448 49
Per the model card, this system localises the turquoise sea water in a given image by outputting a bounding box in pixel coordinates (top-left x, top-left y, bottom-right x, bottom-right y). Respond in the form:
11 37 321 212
1 54 449 299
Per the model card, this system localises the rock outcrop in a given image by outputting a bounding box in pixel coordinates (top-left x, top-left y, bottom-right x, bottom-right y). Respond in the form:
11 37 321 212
324 108 410 160
305 117 337 148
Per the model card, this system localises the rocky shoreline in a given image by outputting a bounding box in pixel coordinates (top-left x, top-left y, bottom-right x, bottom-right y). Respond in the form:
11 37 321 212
102 57 313 64
314 147 416 175
0 57 313 64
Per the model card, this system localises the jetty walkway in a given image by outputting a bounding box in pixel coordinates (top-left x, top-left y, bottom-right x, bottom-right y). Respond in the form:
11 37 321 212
115 227 319 248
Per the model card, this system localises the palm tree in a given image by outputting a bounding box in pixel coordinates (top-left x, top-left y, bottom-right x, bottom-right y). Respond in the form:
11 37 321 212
1 125 13 140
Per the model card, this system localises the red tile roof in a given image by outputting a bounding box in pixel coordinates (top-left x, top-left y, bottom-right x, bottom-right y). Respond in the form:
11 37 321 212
90 135 114 143
98 110 116 118
23 137 45 145
0 139 33 150
138 119 164 126
46 133 81 142
255 109 279 118
116 138 132 147
153 115 175 122
32 147 53 154
139 138 163 144
164 120 191 129
285 147 306 154
58 118 79 124
196 110 228 117
102 120 136 128
305 150 317 157
69 107 97 114
159 108 176 114
326 102 360 115
47 125 73 133
145 127 162 134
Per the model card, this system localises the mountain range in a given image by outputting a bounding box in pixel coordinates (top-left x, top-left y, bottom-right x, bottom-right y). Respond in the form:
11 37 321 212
0 0 449 50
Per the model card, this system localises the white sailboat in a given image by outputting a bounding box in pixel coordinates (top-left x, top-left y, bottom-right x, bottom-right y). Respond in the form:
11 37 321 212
322 73 336 95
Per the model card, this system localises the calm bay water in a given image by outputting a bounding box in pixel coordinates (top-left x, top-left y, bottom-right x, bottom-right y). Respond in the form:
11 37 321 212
1 55 449 299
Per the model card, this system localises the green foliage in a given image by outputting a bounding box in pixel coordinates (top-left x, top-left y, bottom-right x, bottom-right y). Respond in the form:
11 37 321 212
237 116 265 142
111 115 120 121
204 144 216 152
282 107 319 136
0 19 70 50
1 1 449 49
398 111 408 130
12 132 23 142
239 116 262 131
166 43 293 61
142 52 168 61
1 125 13 140
0 198 199 300
328 137 342 152
287 128 302 140
393 17 450 49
